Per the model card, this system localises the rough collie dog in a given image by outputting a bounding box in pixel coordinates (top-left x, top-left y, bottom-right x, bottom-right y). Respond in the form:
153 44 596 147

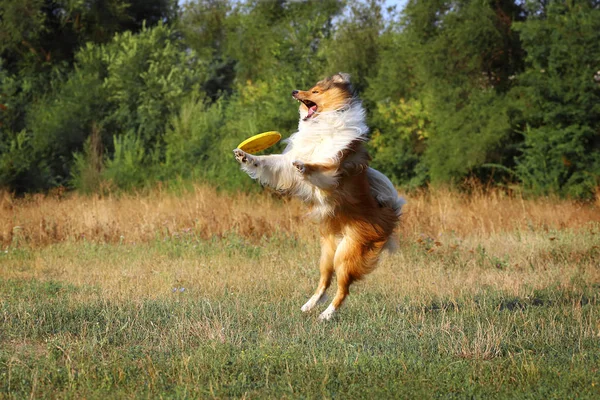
233 73 404 320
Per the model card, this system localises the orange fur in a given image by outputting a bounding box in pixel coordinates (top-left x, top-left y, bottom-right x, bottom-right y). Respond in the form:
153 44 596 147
236 73 402 319
313 169 398 311
294 76 400 318
294 76 354 115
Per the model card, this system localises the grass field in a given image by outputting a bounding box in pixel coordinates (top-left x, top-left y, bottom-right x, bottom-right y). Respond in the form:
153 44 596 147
1 186 600 398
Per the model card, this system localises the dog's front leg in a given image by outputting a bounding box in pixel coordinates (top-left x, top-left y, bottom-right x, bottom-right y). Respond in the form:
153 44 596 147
293 161 339 190
234 149 297 191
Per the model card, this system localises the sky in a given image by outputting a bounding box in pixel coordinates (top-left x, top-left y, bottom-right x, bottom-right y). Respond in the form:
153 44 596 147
384 0 408 11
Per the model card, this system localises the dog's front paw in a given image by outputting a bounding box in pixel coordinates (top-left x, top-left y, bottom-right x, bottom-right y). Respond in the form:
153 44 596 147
234 149 248 164
293 160 306 174
234 149 259 167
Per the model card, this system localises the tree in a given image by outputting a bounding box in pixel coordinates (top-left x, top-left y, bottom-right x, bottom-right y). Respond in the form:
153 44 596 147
513 0 600 198
178 0 236 100
1 23 204 192
322 0 388 93
0 0 179 192
402 0 525 185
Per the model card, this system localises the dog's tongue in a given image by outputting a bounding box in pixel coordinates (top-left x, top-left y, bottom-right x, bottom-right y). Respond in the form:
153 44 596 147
307 105 317 118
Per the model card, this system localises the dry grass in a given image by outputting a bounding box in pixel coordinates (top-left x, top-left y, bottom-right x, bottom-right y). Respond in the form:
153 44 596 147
1 186 307 247
1 186 599 397
2 185 599 306
2 185 599 248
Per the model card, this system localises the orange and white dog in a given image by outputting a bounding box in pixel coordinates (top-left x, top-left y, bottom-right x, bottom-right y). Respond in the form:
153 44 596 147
234 73 404 320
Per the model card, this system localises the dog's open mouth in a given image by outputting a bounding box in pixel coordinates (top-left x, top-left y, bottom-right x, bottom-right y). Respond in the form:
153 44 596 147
301 99 318 120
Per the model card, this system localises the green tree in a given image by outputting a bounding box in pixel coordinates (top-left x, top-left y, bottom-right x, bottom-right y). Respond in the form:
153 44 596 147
72 23 205 191
322 0 389 93
178 0 236 100
2 0 599 198
0 0 177 130
1 23 204 192
402 0 525 185
513 0 600 198
0 0 178 192
223 0 343 85
363 24 428 187
0 0 177 69
364 28 418 104
369 98 431 188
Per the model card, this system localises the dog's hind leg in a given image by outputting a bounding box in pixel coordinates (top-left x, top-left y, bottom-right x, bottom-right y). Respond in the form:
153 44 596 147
318 237 357 321
301 234 337 312
318 236 383 321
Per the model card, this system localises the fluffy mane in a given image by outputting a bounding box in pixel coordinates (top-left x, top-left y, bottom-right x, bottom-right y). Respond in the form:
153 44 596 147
285 100 369 166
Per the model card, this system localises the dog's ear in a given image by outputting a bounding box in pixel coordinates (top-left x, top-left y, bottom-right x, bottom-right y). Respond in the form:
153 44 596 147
332 73 351 84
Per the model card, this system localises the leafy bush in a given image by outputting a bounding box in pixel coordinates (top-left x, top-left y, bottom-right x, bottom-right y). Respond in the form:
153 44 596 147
0 131 42 192
100 24 204 147
515 125 600 198
422 91 516 184
2 0 599 199
70 128 103 194
25 61 106 189
369 98 430 188
163 77 301 191
163 96 226 181
401 0 523 186
513 1 600 198
0 0 177 193
101 133 152 191
223 0 342 84
60 23 204 191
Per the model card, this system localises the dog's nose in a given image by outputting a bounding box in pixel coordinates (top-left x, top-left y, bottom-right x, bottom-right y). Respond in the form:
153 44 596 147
291 90 299 97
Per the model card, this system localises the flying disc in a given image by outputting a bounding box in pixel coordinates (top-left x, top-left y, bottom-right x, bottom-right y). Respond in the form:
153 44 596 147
237 131 281 154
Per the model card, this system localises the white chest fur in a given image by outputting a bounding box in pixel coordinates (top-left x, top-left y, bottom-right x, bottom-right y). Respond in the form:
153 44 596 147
284 101 369 164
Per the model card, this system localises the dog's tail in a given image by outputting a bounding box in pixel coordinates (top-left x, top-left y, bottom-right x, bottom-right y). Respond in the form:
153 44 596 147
388 196 406 252
390 194 406 219
366 167 406 252
366 167 405 217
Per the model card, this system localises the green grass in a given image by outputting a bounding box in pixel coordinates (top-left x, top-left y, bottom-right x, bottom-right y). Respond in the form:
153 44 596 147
1 233 599 399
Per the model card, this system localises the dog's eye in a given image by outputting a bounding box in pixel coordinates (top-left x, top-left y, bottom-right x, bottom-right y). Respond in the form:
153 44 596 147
312 90 319 94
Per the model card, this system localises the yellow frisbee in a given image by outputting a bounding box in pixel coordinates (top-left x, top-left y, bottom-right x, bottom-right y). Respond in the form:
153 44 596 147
237 131 281 154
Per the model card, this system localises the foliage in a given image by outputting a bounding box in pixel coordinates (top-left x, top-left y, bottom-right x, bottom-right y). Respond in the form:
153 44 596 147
322 0 388 92
163 96 225 180
364 28 418 104
223 0 343 85
369 98 431 188
178 0 235 100
12 23 204 192
99 25 204 146
0 0 177 133
101 132 153 191
0 0 180 192
70 125 104 194
1 0 599 198
401 0 525 186
0 0 177 68
513 0 600 197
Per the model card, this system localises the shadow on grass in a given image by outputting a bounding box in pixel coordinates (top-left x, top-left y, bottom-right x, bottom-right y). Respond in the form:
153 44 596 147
405 286 598 314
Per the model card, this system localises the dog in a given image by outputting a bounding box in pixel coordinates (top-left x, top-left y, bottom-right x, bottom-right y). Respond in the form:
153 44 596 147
233 73 404 320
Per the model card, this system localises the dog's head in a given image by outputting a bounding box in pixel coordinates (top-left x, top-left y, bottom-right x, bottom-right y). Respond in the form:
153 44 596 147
292 73 354 121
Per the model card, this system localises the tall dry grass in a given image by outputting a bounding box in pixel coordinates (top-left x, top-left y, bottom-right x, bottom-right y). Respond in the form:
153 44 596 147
1 185 598 248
